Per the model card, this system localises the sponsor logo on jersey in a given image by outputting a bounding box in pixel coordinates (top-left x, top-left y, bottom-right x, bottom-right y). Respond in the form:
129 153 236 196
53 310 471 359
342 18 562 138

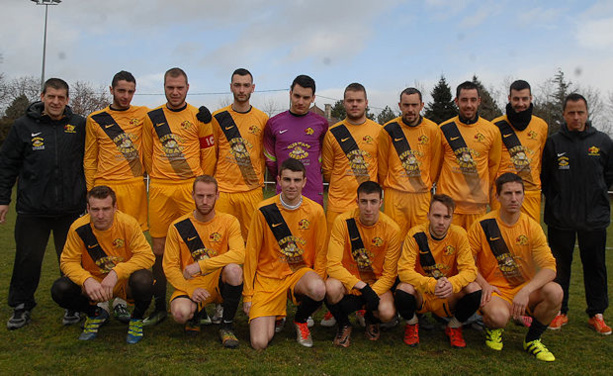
288 142 311 160
278 236 306 264
96 255 124 273
113 133 139 160
455 147 478 173
398 149 423 175
351 247 374 269
191 247 214 261
159 134 185 157
508 145 531 170
64 124 76 134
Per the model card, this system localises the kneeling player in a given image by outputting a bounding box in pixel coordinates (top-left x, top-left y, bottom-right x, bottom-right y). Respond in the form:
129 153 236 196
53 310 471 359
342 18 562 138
243 158 327 350
396 194 481 348
469 173 562 361
163 175 244 348
325 181 401 347
51 186 154 344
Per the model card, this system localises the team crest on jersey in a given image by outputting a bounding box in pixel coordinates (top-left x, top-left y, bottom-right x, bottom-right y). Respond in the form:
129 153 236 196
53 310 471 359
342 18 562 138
129 118 141 126
298 219 310 230
418 135 429 145
444 245 455 255
288 142 310 160
96 255 124 274
588 146 600 156
474 133 485 142
399 150 423 175
191 247 212 261
31 136 45 151
278 236 306 264
454 147 478 173
160 134 184 157
527 130 538 140
209 232 221 242
112 238 124 248
305 127 314 135
181 120 193 130
351 247 374 268
516 235 528 246
347 150 370 175
249 125 261 135
371 237 383 247
362 135 374 144
64 124 76 134
113 133 139 160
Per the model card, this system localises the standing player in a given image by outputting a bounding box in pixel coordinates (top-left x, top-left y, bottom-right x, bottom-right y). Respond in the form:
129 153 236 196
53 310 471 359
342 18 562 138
325 181 401 347
264 75 328 206
141 67 216 325
379 87 442 237
438 81 502 230
0 78 86 329
211 68 268 239
51 186 155 344
164 175 244 348
84 70 149 322
469 173 562 362
491 80 547 221
322 83 380 233
395 194 480 348
243 159 327 350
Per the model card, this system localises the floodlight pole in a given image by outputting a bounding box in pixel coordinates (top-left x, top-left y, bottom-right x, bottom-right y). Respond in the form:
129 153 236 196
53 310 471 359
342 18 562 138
32 0 62 91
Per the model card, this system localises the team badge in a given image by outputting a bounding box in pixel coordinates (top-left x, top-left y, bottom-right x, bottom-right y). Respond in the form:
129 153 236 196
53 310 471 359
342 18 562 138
249 125 261 135
112 238 124 248
305 127 314 135
209 232 221 242
527 130 537 140
588 146 600 156
64 124 76 134
474 133 485 142
444 245 455 255
418 135 429 145
129 118 141 126
31 136 45 151
362 135 374 144
516 235 528 246
372 237 383 247
298 219 310 230
181 120 193 130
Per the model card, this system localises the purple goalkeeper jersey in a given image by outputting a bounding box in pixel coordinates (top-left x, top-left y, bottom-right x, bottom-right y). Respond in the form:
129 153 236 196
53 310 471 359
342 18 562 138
264 110 329 206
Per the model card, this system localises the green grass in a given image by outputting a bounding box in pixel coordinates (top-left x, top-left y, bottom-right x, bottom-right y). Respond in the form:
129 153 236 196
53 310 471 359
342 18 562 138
0 195 612 375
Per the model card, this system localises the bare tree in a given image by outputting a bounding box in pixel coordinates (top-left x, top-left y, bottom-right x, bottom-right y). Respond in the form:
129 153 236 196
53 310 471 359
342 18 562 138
0 75 39 114
68 81 111 117
261 96 281 117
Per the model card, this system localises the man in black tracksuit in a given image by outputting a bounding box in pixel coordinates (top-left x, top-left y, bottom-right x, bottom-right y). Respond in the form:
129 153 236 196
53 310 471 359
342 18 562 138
0 78 86 330
541 93 613 335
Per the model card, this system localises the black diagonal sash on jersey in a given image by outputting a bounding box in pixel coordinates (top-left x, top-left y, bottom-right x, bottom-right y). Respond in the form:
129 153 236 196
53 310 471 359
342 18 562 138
413 232 443 279
91 112 143 177
494 119 532 182
76 223 113 272
440 122 483 197
147 108 193 177
384 122 427 191
330 125 369 184
174 218 209 261
214 111 259 188
479 218 525 286
260 203 306 271
346 218 376 284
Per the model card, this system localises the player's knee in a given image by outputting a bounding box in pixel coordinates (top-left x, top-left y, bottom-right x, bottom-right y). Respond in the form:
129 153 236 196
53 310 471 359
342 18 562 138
250 334 270 351
396 282 417 296
129 269 154 296
378 301 396 322
222 263 243 286
51 276 78 306
171 303 193 324
324 279 344 303
308 279 326 301
483 305 510 328
462 281 481 294
152 238 165 256
542 282 563 307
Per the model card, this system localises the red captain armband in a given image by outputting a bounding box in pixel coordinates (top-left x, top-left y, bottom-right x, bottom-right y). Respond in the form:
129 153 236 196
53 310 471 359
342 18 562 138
200 135 214 149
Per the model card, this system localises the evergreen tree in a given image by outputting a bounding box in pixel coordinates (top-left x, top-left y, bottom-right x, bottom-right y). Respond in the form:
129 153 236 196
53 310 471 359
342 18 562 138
533 68 571 135
376 106 397 125
472 75 502 121
0 94 30 145
330 99 345 120
425 75 456 124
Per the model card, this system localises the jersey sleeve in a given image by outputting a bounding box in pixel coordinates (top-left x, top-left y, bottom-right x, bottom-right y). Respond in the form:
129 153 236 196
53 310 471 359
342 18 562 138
263 120 278 178
321 131 335 183
198 216 245 273
326 216 360 291
397 231 437 294
84 116 99 191
60 225 95 286
142 115 154 175
488 127 502 188
429 126 443 184
112 220 154 280
447 229 477 293
312 206 328 279
242 209 264 302
163 225 197 297
377 128 391 184
198 120 216 176
529 220 556 272
371 225 401 295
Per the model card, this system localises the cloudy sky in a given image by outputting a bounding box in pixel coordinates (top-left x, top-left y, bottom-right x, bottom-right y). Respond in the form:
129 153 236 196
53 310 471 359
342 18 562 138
2 0 612 115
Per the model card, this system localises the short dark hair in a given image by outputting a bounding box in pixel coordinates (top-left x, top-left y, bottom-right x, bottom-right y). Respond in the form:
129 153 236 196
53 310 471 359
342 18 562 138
87 185 117 206
112 70 136 88
43 78 69 97
563 93 588 112
344 83 367 99
357 181 382 199
164 67 188 84
456 81 480 99
400 87 422 102
495 172 524 195
291 75 316 94
193 175 218 192
430 194 455 214
231 68 253 82
279 158 306 178
509 80 531 95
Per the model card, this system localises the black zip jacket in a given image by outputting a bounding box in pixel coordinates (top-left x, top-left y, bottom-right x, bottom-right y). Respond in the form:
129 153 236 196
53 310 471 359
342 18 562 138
0 101 86 216
541 122 613 231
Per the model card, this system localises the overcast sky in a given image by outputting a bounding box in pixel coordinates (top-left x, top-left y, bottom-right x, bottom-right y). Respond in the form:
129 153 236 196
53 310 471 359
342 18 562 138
2 0 612 115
